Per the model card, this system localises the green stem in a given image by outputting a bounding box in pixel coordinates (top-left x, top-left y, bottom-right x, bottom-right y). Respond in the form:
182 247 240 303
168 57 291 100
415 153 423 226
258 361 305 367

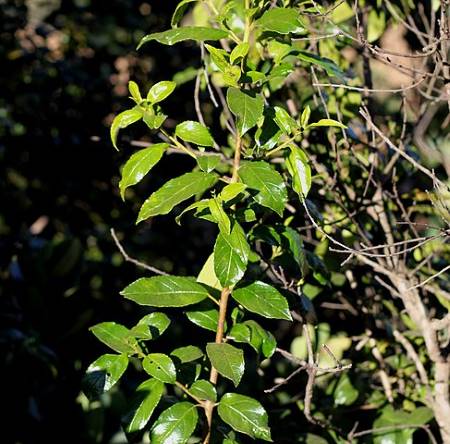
160 128 198 159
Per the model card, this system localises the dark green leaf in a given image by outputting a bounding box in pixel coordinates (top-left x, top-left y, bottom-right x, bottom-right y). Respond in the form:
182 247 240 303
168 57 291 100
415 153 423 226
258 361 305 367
137 171 217 222
89 322 139 354
206 343 244 387
175 121 215 147
171 0 198 27
121 276 210 307
190 380 217 401
151 402 198 444
218 393 272 441
147 81 177 103
123 378 164 433
138 27 229 48
185 304 220 332
214 222 250 287
119 143 167 200
84 354 128 398
232 281 291 321
256 8 304 34
131 312 171 340
238 161 287 216
110 107 143 150
229 321 276 358
143 353 177 383
227 88 264 135
171 345 204 363
333 374 358 406
296 51 344 79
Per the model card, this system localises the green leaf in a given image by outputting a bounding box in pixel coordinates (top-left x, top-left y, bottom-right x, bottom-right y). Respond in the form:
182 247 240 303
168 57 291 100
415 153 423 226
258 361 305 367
147 81 176 103
281 226 307 275
218 393 272 441
296 51 344 79
131 312 171 340
185 302 221 332
232 281 292 321
197 253 222 290
138 27 229 48
230 42 249 64
209 198 231 235
367 10 386 43
171 0 197 27
229 320 276 358
121 276 210 307
137 171 217 223
274 106 297 134
151 402 198 444
308 119 347 129
214 222 250 287
238 161 287 216
128 81 142 103
90 322 139 354
171 345 204 363
256 7 304 34
197 154 221 172
286 145 312 200
227 87 264 135
190 380 217 401
175 121 215 147
123 378 164 433
175 199 210 225
333 374 358 406
205 44 230 72
143 353 177 383
143 111 167 130
300 105 311 128
206 343 245 387
220 183 247 202
83 354 128 398
110 107 143 150
119 143 167 200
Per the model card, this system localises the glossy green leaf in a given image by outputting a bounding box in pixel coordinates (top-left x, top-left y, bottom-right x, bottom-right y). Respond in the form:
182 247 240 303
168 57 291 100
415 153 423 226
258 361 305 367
218 393 272 441
209 198 231 235
229 320 277 358
143 353 177 383
138 27 228 48
256 7 304 34
197 154 221 172
89 322 139 354
84 354 128 398
230 42 249 64
238 161 287 216
175 199 210 225
147 81 176 103
190 380 217 401
296 51 344 79
151 402 198 444
171 345 203 364
143 111 167 130
281 226 307 274
119 143 167 200
131 312 171 340
121 276 210 307
185 305 220 332
128 81 142 103
110 107 143 150
286 145 311 200
232 281 291 320
171 0 197 27
308 118 347 129
274 106 297 134
206 343 245 387
124 378 164 433
220 183 247 202
214 222 250 287
175 121 215 147
227 87 264 135
137 171 217 222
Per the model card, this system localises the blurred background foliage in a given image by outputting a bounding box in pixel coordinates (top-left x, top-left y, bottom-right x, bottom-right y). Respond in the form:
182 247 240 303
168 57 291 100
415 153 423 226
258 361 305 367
1 0 449 443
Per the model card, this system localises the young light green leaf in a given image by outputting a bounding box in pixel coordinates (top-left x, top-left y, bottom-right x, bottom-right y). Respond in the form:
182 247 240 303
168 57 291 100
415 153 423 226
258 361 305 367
214 222 250 287
209 198 231 235
218 393 272 441
110 107 143 150
123 378 164 433
143 111 167 130
143 353 177 383
147 81 176 103
197 253 222 290
119 143 167 200
307 119 347 129
238 161 287 216
274 106 297 134
256 7 304 34
205 44 230 72
175 121 215 147
89 322 139 354
138 27 229 48
286 145 311 200
131 312 171 340
171 0 198 27
197 154 221 173
206 343 245 387
232 281 292 321
121 276 210 307
84 354 128 398
220 183 247 202
300 105 311 128
137 171 217 223
190 380 217 401
128 81 142 103
151 402 198 444
227 87 264 135
230 42 249 64
171 345 204 363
